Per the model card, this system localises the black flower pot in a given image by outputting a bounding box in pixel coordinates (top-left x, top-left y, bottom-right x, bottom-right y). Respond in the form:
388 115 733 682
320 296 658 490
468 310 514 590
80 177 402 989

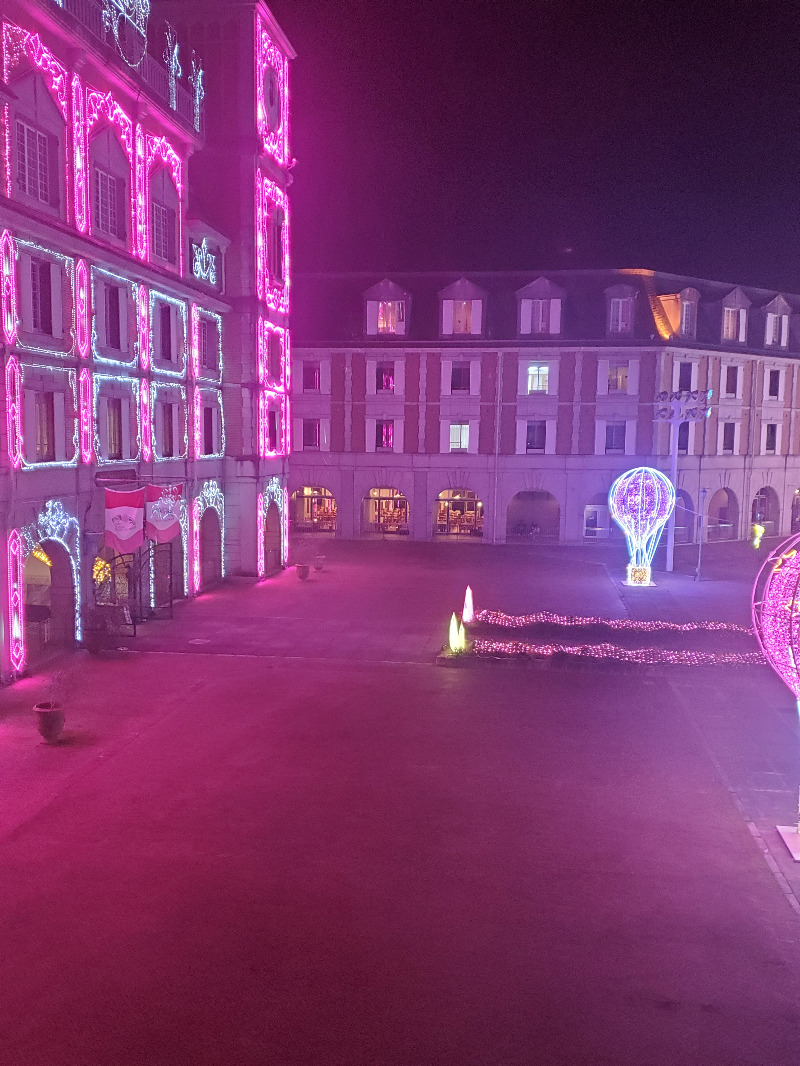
296 564 310 580
34 702 65 744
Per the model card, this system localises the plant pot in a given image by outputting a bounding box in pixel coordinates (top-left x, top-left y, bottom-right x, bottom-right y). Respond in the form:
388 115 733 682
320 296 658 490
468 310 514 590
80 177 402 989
296 564 310 581
313 556 325 572
83 626 106 655
34 702 65 744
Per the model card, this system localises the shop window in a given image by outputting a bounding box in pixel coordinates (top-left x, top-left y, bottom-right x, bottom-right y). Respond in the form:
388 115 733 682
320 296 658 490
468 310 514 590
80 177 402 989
35 391 55 462
302 419 320 449
725 366 738 396
303 361 320 391
451 362 470 392
376 362 394 392
526 420 546 453
107 397 123 460
450 423 469 452
605 422 625 453
527 364 549 393
722 422 735 454
378 301 405 334
376 420 394 450
608 362 628 393
435 489 483 537
768 369 781 399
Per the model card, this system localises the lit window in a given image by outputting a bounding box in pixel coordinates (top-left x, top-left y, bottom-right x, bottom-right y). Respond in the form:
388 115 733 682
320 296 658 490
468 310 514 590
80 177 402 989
766 423 777 453
605 422 625 453
723 306 745 342
303 362 320 391
376 420 394 450
526 421 546 452
608 362 628 392
30 260 52 334
451 362 470 392
94 167 123 238
527 364 549 393
452 300 472 334
609 297 633 334
449 423 469 451
377 301 405 334
152 201 177 263
35 391 55 462
680 300 697 337
725 366 738 396
107 397 123 460
722 422 735 453
302 419 320 449
376 363 394 392
16 120 52 204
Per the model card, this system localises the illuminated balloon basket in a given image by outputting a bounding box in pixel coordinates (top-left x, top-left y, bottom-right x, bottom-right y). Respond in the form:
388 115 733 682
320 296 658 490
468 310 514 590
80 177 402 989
752 534 800 860
608 467 675 586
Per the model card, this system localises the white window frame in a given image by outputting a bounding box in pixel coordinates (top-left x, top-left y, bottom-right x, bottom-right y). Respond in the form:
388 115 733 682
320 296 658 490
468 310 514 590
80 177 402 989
722 306 747 343
718 420 739 455
16 118 51 204
722 364 741 399
680 299 697 338
595 419 635 456
762 421 781 456
765 367 783 403
765 313 789 348
608 297 633 334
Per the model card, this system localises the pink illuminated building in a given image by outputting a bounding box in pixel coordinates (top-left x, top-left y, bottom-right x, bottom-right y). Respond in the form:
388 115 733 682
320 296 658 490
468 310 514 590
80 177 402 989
0 0 293 680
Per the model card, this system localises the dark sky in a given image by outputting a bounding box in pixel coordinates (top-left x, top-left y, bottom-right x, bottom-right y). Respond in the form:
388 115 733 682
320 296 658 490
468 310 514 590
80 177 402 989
270 0 800 289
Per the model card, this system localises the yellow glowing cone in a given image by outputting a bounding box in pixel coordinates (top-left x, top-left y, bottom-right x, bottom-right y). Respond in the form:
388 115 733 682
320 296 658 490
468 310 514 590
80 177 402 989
448 613 460 653
458 621 467 652
462 585 475 625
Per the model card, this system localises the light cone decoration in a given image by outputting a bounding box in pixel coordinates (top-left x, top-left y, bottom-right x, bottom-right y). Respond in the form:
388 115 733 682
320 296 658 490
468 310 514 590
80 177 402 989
608 466 675 585
463 585 475 625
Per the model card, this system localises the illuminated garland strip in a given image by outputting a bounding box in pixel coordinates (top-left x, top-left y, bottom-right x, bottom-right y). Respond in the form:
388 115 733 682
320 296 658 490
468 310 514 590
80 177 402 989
15 501 83 655
475 609 754 636
137 284 149 370
3 25 69 119
256 491 265 578
5 354 21 469
1 228 18 344
134 124 148 259
256 15 290 167
75 259 90 356
19 364 79 470
145 133 184 274
86 87 135 243
71 74 88 233
7 529 25 673
13 240 76 358
472 638 765 667
92 374 141 464
140 378 152 461
79 367 93 462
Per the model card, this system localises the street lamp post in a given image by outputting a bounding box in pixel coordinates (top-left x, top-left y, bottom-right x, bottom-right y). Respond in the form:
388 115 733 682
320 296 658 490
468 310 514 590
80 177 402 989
654 390 712 572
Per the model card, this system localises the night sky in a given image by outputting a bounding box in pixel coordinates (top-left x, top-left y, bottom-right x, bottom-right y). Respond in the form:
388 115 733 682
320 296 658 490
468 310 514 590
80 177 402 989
271 0 800 290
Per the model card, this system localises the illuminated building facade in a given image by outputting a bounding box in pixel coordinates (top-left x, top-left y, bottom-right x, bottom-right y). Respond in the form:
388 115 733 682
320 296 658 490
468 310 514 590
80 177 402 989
291 269 800 547
0 0 292 679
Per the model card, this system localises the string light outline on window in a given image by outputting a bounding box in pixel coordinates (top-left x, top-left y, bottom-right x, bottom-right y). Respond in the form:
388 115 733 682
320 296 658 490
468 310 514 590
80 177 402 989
3 25 69 119
92 372 141 464
257 316 286 389
85 88 135 242
18 363 79 470
608 466 675 586
145 133 184 274
150 381 188 460
13 239 76 358
193 386 224 459
1 228 18 344
90 265 138 367
191 305 223 383
255 16 290 167
149 290 188 378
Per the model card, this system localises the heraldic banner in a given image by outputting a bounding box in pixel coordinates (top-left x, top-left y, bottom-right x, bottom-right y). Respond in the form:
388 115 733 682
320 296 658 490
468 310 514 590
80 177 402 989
145 484 183 543
104 488 145 554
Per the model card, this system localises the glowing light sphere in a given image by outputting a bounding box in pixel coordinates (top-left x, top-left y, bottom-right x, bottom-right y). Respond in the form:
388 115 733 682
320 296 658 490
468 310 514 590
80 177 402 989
608 467 675 586
752 534 800 705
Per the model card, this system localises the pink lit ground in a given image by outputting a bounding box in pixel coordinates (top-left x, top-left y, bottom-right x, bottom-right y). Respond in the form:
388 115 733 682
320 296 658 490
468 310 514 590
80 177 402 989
2 539 800 1066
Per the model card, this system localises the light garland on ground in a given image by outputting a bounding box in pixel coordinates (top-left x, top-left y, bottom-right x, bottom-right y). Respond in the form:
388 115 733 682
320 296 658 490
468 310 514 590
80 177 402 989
472 638 765 667
475 609 754 635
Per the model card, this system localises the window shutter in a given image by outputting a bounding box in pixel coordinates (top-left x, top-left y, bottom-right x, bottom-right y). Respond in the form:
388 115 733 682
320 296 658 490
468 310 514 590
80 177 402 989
320 360 331 395
23 389 36 460
366 301 378 334
39 262 52 335
53 390 67 461
624 420 635 456
393 360 405 396
96 280 106 350
440 359 452 396
98 395 109 457
166 207 177 264
520 299 532 335
439 421 450 453
321 418 331 451
545 420 555 455
442 300 454 335
471 300 482 335
212 406 220 453
467 420 478 453
597 358 609 396
155 402 164 455
170 305 178 364
469 360 480 396
594 420 605 456
366 359 376 396
365 417 376 452
116 176 127 240
50 265 62 339
766 313 775 346
119 288 129 352
20 253 33 330
627 360 640 396
549 299 561 335
293 417 302 450
393 420 404 453
121 397 132 458
782 315 789 347
173 403 182 456
515 420 527 454
47 135 59 208
738 309 747 343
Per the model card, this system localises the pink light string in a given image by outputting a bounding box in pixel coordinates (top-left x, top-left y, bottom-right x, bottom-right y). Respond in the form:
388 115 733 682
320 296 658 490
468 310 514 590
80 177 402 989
472 638 765 667
475 609 754 635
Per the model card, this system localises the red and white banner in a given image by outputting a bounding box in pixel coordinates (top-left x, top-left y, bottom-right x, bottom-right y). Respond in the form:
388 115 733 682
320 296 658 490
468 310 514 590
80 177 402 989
104 488 145 555
145 484 183 543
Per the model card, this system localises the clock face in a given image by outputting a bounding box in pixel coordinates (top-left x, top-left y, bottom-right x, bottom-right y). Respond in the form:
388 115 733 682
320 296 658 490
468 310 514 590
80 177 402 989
263 67 281 133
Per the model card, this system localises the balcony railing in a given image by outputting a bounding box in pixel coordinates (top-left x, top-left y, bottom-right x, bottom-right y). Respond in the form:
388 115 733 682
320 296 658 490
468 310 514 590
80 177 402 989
57 0 201 132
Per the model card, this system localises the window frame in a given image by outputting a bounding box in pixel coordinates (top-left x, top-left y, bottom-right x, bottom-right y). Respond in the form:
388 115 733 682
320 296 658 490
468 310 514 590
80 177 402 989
449 422 469 452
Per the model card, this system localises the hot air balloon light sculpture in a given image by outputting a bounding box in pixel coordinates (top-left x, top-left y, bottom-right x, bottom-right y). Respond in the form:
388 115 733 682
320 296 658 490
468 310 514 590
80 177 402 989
608 467 676 586
752 534 800 709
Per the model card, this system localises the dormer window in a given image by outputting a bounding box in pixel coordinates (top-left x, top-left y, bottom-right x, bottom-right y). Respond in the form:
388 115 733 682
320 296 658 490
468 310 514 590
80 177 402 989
680 299 697 338
520 297 562 336
378 301 405 335
439 279 486 336
609 297 633 334
766 312 789 348
721 291 750 344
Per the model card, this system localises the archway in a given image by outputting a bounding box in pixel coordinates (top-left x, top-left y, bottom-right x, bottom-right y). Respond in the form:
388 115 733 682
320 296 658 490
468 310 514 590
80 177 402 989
434 489 483 536
23 540 75 664
363 487 409 536
291 487 337 534
674 490 694 544
506 491 560 540
263 501 282 575
200 509 223 589
707 488 738 541
752 486 780 537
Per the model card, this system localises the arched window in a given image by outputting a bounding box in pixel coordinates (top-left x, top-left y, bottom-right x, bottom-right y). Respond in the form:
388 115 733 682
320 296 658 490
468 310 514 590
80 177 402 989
11 72 65 215
89 127 130 244
150 166 179 266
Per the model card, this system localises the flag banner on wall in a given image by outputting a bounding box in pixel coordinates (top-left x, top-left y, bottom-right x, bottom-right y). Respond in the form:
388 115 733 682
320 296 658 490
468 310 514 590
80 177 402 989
145 484 183 543
104 488 145 554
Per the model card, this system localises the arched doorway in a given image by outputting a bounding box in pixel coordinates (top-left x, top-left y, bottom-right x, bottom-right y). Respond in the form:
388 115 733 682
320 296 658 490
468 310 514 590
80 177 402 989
707 488 738 541
263 501 282 575
291 487 337 534
506 491 560 540
434 489 483 536
363 487 409 536
674 490 694 543
752 486 780 537
23 539 75 664
200 508 223 589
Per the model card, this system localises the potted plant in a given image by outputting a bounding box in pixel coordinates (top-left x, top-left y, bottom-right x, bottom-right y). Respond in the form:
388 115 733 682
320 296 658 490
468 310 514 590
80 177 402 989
313 555 325 572
33 663 75 744
296 563 310 580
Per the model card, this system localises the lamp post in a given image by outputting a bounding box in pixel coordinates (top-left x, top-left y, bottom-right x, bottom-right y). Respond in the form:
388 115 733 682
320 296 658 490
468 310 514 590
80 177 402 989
654 389 712 572
695 487 707 581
